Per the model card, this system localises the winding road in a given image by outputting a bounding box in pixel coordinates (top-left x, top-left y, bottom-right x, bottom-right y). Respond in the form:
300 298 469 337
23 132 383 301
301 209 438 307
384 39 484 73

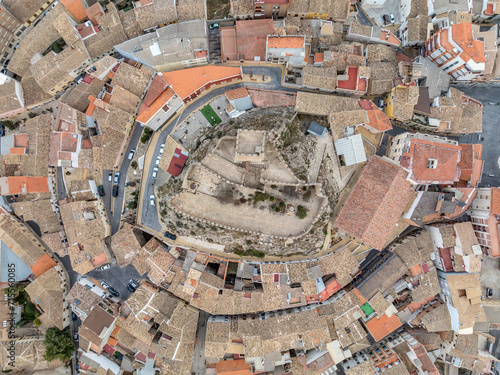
139 65 298 234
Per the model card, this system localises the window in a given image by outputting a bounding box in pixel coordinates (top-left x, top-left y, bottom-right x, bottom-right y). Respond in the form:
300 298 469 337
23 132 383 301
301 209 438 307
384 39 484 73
427 159 437 169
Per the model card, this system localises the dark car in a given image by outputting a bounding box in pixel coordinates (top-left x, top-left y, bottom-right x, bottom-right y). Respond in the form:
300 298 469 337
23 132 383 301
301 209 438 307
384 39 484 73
108 287 120 297
71 312 77 321
97 185 105 197
0 124 4 137
487 288 493 298
164 231 177 240
127 284 136 293
382 14 390 24
112 185 118 197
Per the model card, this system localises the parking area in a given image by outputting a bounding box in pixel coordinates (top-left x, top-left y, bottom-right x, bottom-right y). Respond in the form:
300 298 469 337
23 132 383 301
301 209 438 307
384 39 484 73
480 257 500 299
86 262 146 301
208 22 222 63
172 96 230 149
361 0 402 26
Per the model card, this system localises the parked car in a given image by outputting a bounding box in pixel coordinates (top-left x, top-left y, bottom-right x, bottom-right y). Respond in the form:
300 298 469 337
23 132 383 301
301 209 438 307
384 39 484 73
487 288 493 298
127 149 135 160
150 194 155 206
100 280 110 289
99 264 111 270
159 144 165 154
112 185 118 197
0 124 4 137
129 279 139 289
152 167 159 179
155 156 161 166
382 14 389 24
114 172 120 184
108 172 113 182
127 284 136 293
108 287 120 297
74 333 79 342
164 231 177 241
389 13 395 23
71 312 78 321
209 23 219 29
97 185 105 197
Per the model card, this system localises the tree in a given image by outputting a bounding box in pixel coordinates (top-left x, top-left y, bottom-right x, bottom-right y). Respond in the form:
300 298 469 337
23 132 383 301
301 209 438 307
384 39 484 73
130 160 138 169
43 327 74 362
33 318 41 327
2 120 18 131
296 205 308 219
127 200 137 209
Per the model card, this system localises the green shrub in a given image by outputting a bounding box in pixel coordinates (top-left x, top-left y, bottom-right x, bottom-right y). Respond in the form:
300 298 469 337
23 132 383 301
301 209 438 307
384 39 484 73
28 112 37 118
2 120 17 131
297 205 308 219
279 202 285 208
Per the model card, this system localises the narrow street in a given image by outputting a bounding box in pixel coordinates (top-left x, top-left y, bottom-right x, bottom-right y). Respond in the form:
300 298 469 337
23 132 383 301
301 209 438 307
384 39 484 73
191 311 210 375
103 122 144 235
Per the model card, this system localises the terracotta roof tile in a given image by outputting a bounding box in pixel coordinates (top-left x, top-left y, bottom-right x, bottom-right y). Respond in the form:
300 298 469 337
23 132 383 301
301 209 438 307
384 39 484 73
491 188 500 215
400 138 461 184
334 156 415 250
161 66 241 100
267 36 305 49
226 87 249 101
365 313 402 341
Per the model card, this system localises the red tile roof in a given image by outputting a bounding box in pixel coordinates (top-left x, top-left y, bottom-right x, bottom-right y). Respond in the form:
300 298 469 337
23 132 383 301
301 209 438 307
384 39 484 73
167 148 188 177
137 86 175 124
365 313 402 341
103 343 115 355
161 66 241 101
400 139 461 184
319 279 341 301
226 87 249 101
215 359 253 375
335 156 414 250
491 188 500 215
235 19 274 61
143 75 169 107
334 156 415 250
268 36 304 49
60 0 87 21
31 254 57 277
7 177 49 195
9 148 26 155
85 3 104 25
413 344 440 375
360 99 392 132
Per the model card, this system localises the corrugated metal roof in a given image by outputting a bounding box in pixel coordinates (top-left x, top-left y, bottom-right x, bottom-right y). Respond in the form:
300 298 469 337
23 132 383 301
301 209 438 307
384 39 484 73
334 134 367 166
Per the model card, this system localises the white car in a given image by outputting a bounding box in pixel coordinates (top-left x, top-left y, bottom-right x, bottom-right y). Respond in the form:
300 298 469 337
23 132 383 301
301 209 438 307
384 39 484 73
127 149 135 160
150 195 155 206
99 264 111 270
152 167 158 179
100 280 110 289
159 144 165 154
155 157 160 166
